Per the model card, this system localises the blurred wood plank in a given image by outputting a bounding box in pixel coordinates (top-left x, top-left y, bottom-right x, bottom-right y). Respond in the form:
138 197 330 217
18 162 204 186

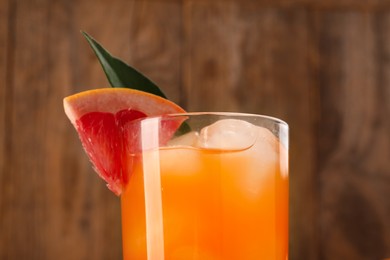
316 11 390 260
97 0 390 11
43 1 122 260
125 1 185 105
185 0 390 11
0 0 50 259
184 3 319 259
184 2 241 112
0 0 10 256
0 0 9 182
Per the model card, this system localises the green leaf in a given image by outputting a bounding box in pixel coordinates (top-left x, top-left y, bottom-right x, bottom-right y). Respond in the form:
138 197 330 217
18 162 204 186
175 120 192 137
81 31 167 99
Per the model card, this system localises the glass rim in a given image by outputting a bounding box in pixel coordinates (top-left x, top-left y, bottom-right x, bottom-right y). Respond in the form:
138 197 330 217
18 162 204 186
142 112 289 128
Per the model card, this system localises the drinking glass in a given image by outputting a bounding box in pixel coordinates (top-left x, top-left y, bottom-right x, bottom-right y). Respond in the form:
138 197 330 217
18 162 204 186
121 112 289 259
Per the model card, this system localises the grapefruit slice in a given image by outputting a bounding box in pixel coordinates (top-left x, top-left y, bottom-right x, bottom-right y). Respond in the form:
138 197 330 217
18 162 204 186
64 88 185 195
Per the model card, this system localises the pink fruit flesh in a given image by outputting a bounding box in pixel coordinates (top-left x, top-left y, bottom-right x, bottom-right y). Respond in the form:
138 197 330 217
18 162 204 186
76 109 146 195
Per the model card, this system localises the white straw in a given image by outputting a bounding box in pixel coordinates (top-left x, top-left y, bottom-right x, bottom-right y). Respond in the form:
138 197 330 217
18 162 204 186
141 118 165 260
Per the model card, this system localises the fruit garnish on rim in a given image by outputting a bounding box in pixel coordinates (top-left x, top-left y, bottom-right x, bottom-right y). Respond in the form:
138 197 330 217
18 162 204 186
64 88 185 195
64 33 185 195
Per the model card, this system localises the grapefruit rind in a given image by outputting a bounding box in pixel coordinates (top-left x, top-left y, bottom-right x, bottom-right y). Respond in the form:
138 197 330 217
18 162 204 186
64 88 184 126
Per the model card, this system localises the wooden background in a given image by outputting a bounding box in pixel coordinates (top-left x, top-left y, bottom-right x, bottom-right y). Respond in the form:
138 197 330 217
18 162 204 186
1 0 390 259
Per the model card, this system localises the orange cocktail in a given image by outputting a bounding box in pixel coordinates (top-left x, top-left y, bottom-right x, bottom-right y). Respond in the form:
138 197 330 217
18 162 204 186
121 113 289 259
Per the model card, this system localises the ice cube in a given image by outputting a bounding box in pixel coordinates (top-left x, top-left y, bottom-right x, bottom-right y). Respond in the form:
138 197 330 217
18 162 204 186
197 119 258 150
197 118 280 162
252 125 280 171
196 119 285 199
254 125 279 154
167 131 199 147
